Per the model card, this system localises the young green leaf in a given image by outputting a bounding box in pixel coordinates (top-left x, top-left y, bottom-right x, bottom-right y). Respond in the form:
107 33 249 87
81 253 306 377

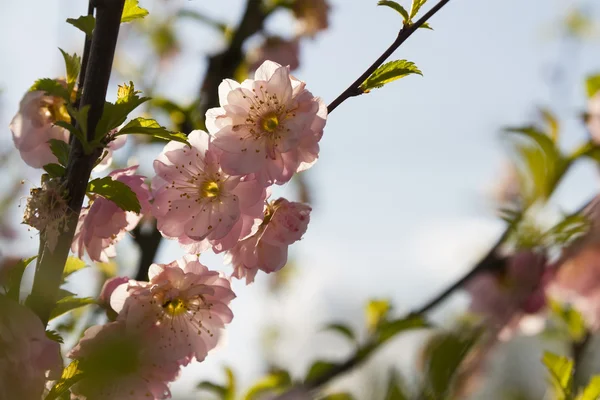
548 299 587 342
244 370 292 400
43 163 66 178
30 78 70 101
94 82 150 140
322 323 357 344
360 60 422 93
378 1 409 22
66 15 96 36
542 351 573 400
586 73 600 98
4 256 36 301
305 360 338 383
59 48 81 88
121 0 149 23
419 22 433 30
542 214 590 247
197 382 227 398
321 394 356 400
578 376 600 400
409 0 427 19
88 176 141 213
63 256 88 280
116 117 190 145
48 139 70 166
45 360 84 400
49 295 95 320
376 315 429 344
384 370 410 400
365 298 392 332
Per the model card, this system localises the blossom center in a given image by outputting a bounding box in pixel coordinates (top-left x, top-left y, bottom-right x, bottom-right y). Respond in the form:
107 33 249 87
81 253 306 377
261 113 280 133
200 180 220 199
163 297 187 317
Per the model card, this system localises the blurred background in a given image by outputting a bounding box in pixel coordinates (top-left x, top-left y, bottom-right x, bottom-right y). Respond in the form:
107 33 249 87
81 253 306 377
1 0 600 398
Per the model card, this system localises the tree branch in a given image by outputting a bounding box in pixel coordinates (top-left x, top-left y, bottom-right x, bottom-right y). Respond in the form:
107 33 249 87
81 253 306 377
27 0 125 324
327 0 451 114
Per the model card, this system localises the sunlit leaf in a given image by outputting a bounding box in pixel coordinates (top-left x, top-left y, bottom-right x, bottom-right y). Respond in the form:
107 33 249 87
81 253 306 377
305 360 338 384
244 370 291 399
50 296 95 320
94 82 149 140
542 351 573 400
578 375 600 400
30 78 70 101
88 176 141 213
322 323 357 344
378 1 409 22
586 74 600 98
45 360 84 400
542 213 590 247
66 15 96 36
121 0 149 23
115 117 189 145
321 394 356 400
360 60 422 93
59 48 81 88
409 0 427 19
365 299 391 332
548 299 587 342
63 256 87 280
5 256 36 301
539 108 559 143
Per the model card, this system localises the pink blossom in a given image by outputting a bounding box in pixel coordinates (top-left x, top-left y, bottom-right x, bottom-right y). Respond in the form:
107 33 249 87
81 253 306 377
587 92 600 143
227 198 311 284
9 87 70 168
69 321 180 400
292 0 330 37
110 255 235 363
467 252 548 331
248 37 300 73
206 61 327 186
0 296 62 400
152 130 266 252
72 166 151 262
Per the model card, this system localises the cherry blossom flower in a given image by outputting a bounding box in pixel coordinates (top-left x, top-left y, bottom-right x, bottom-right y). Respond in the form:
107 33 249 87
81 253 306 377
69 321 180 400
466 251 548 334
9 86 70 168
22 177 69 251
110 255 235 363
587 92 600 143
0 295 62 400
72 166 151 262
152 130 266 252
248 37 300 73
228 198 311 284
206 61 327 186
291 0 330 37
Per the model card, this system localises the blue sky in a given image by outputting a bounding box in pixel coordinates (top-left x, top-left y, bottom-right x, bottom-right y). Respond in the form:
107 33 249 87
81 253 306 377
1 0 600 397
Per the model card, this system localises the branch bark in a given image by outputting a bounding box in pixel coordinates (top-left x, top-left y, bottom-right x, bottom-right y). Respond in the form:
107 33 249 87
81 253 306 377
27 0 125 324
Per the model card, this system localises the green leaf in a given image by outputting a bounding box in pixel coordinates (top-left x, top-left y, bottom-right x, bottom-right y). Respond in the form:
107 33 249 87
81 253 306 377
409 0 427 19
384 370 409 400
578 375 600 400
586 74 600 98
121 0 149 23
542 213 590 247
378 1 409 22
377 315 429 344
540 108 560 143
66 15 96 36
198 367 236 400
53 121 87 152
30 78 70 101
197 382 227 397
45 330 64 344
43 163 66 178
365 299 392 332
45 360 84 400
63 256 87 280
360 60 422 92
244 370 292 400
48 139 70 166
59 48 81 88
548 299 587 342
94 82 149 140
88 176 141 213
5 256 36 301
419 22 433 29
321 394 356 400
116 117 190 145
305 360 338 384
50 295 95 320
542 351 573 400
421 331 479 399
322 323 356 343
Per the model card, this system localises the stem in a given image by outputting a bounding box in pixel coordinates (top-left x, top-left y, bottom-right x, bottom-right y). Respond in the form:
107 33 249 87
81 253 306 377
27 0 125 325
327 0 451 114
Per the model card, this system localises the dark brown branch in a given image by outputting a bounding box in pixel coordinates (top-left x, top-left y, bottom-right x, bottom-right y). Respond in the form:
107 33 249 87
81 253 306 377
27 0 125 324
327 0 451 114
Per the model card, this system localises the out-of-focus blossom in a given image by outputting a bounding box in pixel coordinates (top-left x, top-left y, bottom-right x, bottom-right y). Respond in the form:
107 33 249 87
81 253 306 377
228 198 311 284
466 252 548 336
587 92 600 143
69 321 180 400
10 86 70 168
110 255 235 363
248 37 300 73
72 166 151 263
152 130 266 253
291 0 330 37
490 161 521 206
22 178 69 251
99 276 130 309
0 295 62 400
206 61 327 186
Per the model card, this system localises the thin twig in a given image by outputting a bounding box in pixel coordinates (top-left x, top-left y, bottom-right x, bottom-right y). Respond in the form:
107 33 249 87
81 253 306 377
327 0 451 114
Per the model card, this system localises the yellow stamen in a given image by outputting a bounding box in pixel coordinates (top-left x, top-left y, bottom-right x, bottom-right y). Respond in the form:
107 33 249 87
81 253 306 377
200 181 220 198
261 113 279 132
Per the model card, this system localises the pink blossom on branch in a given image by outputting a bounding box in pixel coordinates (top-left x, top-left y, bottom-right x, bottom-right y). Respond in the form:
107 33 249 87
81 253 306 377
152 130 267 253
248 37 300 73
9 88 70 168
206 61 327 186
228 198 311 284
72 166 151 263
292 0 331 37
110 255 235 363
0 296 62 400
69 321 180 400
